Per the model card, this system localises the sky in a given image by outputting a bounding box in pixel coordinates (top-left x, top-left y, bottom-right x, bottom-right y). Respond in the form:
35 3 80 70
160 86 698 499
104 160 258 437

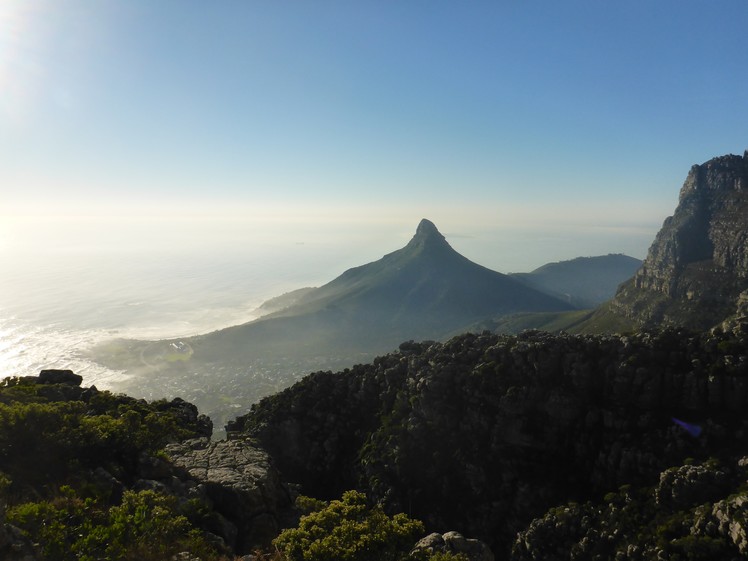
2 0 748 271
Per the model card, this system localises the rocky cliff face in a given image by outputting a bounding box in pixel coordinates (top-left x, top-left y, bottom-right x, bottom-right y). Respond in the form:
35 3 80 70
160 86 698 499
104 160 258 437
609 152 748 330
229 328 748 557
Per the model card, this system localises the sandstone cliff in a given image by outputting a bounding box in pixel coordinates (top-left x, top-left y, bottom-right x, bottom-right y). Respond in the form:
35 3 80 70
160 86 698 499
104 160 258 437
602 151 748 330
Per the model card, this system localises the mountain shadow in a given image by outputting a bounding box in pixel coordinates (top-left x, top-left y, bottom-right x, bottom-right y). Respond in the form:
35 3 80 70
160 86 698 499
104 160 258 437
230 328 748 558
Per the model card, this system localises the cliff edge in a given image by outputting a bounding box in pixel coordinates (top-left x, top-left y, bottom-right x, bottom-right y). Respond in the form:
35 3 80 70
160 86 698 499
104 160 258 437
607 152 748 330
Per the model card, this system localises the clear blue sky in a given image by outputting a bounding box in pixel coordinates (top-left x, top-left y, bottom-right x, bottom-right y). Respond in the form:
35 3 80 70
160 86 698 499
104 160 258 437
2 0 747 270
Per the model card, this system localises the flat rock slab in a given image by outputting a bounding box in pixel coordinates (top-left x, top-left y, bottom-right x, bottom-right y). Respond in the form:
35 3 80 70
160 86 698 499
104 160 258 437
166 437 293 552
168 438 274 493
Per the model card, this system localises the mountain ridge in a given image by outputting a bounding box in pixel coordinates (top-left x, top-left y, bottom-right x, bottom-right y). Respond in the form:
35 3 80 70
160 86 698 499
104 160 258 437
265 218 573 330
92 221 638 430
180 219 576 362
581 151 748 332
510 253 642 308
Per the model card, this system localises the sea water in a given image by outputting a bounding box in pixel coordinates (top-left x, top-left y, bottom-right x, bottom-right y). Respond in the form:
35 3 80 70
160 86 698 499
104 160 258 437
0 216 397 393
0 212 654 399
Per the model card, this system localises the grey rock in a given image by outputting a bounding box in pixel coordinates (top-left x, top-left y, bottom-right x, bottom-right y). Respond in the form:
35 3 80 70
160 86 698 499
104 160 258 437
166 437 292 554
655 462 730 509
171 553 201 561
412 532 445 553
412 531 493 561
709 494 748 555
90 467 124 502
132 479 171 494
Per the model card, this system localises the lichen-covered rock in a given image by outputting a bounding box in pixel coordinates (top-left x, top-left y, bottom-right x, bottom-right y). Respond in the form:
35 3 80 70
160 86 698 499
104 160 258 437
412 532 445 553
701 494 748 555
513 457 748 561
166 437 293 553
412 531 493 561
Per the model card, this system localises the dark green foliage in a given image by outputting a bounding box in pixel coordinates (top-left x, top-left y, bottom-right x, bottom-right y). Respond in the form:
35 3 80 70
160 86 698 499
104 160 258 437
7 487 220 561
274 490 469 561
0 380 208 494
0 376 217 559
274 490 424 561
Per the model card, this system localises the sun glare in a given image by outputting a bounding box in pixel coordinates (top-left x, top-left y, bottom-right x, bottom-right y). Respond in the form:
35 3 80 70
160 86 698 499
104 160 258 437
0 0 47 124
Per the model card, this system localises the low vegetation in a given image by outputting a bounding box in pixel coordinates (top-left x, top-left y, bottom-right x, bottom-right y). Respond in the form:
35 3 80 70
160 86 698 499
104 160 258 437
0 373 471 560
0 374 225 560
274 491 466 561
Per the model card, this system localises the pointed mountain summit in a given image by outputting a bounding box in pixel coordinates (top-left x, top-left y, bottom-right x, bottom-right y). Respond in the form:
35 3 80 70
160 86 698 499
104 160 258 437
94 219 576 428
189 219 573 364
408 218 448 249
414 217 442 239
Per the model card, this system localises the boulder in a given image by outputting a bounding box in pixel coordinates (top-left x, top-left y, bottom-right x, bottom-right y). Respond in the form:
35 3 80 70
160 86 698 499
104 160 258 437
412 531 494 561
166 438 293 554
38 369 82 386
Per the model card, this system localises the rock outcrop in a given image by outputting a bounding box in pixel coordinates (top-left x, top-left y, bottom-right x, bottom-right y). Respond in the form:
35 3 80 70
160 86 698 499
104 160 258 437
165 438 295 553
38 369 83 386
230 329 748 557
513 456 748 560
0 371 293 558
605 151 748 330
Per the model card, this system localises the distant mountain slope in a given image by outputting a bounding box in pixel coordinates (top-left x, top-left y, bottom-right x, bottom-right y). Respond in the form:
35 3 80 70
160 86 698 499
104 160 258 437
93 219 573 427
264 219 573 332
510 254 642 308
192 219 573 360
581 152 748 332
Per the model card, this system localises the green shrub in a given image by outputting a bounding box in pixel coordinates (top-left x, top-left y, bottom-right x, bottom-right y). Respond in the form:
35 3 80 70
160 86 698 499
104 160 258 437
274 490 424 561
7 488 220 561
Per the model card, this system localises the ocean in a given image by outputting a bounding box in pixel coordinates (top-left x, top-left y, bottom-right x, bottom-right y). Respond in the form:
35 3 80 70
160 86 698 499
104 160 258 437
0 219 395 394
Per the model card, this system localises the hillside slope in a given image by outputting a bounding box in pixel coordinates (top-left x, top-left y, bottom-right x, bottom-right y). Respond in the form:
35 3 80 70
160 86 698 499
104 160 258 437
198 219 572 353
92 220 572 428
510 254 642 308
187 219 573 367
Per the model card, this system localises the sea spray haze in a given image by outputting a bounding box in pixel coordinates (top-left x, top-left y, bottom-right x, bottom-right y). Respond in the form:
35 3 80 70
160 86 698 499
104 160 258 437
87 220 641 434
0 213 405 388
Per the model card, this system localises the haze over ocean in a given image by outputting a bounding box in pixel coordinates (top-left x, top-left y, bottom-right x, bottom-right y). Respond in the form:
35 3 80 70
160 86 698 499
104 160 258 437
0 212 656 389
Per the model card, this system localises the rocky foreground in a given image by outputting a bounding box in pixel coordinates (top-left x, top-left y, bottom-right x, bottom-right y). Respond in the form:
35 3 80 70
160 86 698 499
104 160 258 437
230 327 748 559
0 369 490 561
3 325 748 560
